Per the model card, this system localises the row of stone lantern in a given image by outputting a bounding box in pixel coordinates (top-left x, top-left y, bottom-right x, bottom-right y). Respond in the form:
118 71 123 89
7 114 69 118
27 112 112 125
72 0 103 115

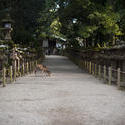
0 9 14 69
0 9 37 72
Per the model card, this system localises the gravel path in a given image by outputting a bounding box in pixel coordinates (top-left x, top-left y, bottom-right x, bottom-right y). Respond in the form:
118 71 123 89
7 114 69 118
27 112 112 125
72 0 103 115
0 55 125 125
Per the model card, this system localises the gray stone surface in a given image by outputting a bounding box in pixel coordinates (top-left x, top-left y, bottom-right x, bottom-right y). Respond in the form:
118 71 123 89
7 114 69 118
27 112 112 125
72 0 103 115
0 55 125 125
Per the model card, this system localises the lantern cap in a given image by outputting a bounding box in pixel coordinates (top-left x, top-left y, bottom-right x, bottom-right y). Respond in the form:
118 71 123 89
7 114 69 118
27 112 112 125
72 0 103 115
1 13 14 23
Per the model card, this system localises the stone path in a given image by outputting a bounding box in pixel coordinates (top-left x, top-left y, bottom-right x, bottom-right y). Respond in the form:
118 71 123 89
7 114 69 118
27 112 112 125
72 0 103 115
0 55 125 125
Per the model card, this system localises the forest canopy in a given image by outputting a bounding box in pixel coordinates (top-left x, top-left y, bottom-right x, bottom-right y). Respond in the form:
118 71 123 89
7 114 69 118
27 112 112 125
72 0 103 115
0 0 125 49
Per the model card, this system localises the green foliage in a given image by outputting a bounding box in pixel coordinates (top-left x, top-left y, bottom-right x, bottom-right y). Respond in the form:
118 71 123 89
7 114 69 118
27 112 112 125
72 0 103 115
50 18 62 36
12 28 35 45
54 0 124 48
12 0 46 44
1 0 125 50
78 25 98 38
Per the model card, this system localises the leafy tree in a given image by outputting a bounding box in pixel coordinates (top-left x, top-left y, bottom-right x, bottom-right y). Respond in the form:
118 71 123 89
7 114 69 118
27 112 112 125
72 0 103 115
1 0 125 49
55 0 123 48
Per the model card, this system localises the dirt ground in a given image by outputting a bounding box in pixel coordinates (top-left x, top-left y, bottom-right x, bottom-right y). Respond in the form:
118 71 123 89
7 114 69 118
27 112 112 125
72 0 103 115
0 55 125 125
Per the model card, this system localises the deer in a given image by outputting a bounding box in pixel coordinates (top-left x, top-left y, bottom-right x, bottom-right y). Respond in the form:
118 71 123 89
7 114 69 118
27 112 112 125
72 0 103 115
35 64 51 77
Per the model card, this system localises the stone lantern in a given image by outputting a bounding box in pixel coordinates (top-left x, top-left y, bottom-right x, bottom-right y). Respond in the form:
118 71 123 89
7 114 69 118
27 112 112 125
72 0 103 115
0 9 14 69
1 13 13 40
